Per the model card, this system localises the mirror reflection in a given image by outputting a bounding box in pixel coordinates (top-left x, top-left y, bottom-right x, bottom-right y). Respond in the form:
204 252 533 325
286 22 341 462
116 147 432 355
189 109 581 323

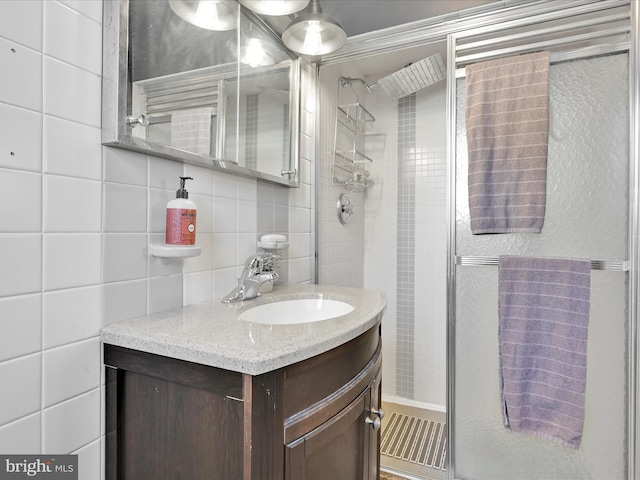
103 0 299 187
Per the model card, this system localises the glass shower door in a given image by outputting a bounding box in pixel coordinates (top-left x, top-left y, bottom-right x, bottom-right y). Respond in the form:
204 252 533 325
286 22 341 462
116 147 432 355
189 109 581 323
452 53 629 479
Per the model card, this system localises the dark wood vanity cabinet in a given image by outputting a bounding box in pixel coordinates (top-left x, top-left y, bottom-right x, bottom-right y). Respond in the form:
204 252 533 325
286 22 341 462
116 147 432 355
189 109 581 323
285 377 381 480
105 325 382 480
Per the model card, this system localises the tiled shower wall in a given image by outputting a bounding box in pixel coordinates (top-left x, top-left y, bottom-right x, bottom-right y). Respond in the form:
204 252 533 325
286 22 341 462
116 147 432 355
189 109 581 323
0 1 314 477
317 66 366 288
369 80 447 408
318 57 447 409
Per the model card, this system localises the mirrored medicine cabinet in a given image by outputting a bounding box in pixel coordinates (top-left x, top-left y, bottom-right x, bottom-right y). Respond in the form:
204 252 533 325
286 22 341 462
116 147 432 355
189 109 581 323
102 0 301 187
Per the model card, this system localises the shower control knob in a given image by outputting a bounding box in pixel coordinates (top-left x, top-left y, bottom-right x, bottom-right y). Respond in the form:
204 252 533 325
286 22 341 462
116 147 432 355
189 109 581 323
371 407 385 420
337 193 354 224
365 416 381 431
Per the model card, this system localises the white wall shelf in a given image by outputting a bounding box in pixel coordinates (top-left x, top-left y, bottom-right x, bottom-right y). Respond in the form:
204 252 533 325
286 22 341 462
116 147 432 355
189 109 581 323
150 244 201 258
258 241 289 250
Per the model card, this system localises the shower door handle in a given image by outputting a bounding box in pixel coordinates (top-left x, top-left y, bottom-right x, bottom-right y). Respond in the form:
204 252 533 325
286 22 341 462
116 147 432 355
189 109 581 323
126 114 149 128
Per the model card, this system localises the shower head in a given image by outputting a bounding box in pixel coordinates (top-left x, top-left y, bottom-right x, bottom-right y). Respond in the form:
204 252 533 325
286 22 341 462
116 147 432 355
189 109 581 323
368 52 446 100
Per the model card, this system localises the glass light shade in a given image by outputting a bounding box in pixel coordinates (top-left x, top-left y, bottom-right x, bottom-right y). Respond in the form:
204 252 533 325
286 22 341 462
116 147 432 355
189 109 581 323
242 38 266 66
240 37 278 67
169 0 238 31
238 0 310 16
282 9 346 55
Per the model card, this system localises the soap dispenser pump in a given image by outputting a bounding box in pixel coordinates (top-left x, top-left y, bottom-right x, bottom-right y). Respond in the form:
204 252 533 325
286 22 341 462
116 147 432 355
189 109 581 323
166 176 197 246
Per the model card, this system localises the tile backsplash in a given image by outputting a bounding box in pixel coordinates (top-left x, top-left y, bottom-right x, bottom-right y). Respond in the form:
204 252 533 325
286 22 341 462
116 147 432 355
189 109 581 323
0 1 314 477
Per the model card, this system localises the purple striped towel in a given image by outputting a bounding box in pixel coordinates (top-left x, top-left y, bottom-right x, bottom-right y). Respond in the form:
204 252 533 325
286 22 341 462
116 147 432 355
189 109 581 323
498 256 590 449
465 51 550 234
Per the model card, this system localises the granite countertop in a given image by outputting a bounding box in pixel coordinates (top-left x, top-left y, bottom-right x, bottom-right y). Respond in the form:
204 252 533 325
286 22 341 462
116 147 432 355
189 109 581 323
100 284 386 376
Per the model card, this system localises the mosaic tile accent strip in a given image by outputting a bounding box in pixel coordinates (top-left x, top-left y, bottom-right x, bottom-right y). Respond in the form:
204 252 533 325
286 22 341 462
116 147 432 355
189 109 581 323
283 103 290 166
245 94 259 170
396 94 416 399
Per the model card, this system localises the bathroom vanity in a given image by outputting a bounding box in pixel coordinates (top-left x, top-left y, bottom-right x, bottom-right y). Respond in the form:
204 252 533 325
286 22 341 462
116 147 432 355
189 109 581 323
101 285 386 480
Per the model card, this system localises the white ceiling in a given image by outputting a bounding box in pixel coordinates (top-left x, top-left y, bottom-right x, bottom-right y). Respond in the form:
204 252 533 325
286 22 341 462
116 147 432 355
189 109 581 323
318 0 498 37
259 0 504 80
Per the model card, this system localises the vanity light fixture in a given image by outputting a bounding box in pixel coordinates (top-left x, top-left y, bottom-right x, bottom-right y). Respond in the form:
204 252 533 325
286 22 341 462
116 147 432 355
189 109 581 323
238 0 310 16
282 0 346 56
169 0 238 31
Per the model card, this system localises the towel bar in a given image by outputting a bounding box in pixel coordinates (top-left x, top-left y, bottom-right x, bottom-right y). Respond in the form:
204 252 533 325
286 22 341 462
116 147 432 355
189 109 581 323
455 256 630 271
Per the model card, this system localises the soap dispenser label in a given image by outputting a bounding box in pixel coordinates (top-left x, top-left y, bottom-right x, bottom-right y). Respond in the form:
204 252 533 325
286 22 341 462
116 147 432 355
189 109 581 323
166 208 196 245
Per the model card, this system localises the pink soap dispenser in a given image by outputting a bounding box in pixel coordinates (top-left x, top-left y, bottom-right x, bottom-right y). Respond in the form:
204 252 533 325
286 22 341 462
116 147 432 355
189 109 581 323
166 176 197 246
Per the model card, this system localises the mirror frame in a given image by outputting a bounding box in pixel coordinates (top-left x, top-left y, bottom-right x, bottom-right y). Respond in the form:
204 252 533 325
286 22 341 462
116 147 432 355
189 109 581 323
102 0 300 187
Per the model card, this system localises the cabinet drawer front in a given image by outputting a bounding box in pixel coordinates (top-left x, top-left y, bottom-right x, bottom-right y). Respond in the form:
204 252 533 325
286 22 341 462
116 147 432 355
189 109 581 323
284 342 381 443
104 344 243 398
282 325 380 418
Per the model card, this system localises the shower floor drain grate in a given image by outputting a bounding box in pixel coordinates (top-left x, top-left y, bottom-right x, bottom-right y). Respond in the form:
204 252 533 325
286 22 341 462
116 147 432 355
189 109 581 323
380 411 447 471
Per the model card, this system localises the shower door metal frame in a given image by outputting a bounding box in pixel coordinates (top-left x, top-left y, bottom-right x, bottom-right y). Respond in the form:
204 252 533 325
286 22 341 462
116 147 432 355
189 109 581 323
316 0 638 478
445 1 639 479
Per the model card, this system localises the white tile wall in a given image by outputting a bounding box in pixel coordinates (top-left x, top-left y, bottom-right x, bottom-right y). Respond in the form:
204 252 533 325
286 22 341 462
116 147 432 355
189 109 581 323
44 116 101 179
0 3 315 478
44 176 101 232
316 66 365 288
213 197 238 232
0 103 43 172
0 37 42 111
0 294 41 362
148 275 183 314
76 439 101 480
0 235 42 296
0 413 41 454
0 170 41 232
42 388 100 454
43 286 101 349
102 234 147 282
44 234 101 290
103 146 147 186
0 354 41 426
103 183 147 233
58 0 102 22
43 1 102 75
43 338 100 407
43 57 101 127
212 233 238 269
102 280 147 327
183 271 213 305
0 1 43 50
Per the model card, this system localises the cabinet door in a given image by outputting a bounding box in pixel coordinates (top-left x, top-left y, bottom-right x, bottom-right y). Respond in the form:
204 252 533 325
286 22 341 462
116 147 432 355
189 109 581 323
285 387 372 480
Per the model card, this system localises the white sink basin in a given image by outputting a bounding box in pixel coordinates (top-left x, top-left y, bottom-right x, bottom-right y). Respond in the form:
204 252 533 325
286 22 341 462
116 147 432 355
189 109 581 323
238 297 354 325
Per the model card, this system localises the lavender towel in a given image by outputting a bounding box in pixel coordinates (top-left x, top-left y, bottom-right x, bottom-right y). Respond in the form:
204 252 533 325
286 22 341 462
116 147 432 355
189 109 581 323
498 256 590 449
466 51 550 234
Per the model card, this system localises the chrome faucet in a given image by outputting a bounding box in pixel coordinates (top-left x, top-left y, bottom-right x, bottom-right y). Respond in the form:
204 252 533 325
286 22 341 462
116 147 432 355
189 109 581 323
222 252 279 303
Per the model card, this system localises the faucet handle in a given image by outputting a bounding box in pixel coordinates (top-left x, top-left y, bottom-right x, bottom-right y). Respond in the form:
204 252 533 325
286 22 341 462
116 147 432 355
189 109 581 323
247 255 265 276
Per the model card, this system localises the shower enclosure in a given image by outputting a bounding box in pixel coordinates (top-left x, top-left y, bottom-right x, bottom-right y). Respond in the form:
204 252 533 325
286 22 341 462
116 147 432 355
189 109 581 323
317 40 453 479
448 1 637 478
316 0 639 478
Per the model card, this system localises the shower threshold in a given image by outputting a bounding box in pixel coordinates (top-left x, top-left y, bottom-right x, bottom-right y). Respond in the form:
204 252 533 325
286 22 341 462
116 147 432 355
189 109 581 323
380 401 447 480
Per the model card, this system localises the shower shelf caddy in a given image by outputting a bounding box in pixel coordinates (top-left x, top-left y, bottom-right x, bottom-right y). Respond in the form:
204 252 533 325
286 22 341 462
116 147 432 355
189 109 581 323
333 77 375 191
